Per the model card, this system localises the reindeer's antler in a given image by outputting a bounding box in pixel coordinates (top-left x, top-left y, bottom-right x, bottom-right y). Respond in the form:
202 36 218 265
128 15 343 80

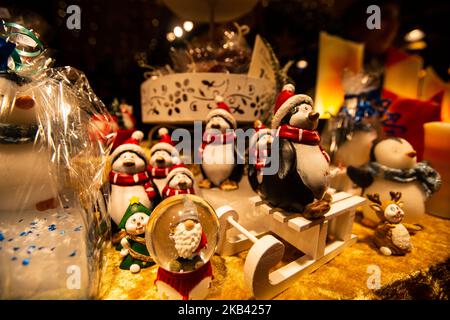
390 191 402 203
367 193 382 205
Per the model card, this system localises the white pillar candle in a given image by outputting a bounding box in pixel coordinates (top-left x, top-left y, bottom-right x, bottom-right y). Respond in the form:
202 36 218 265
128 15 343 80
424 122 450 218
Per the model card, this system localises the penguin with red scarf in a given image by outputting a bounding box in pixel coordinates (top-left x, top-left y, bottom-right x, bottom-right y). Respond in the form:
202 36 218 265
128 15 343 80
148 127 181 181
248 120 273 193
161 165 196 199
258 84 332 219
109 131 161 230
198 96 244 191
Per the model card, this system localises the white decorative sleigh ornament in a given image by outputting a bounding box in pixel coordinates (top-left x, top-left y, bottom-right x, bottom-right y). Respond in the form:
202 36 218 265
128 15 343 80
215 189 366 300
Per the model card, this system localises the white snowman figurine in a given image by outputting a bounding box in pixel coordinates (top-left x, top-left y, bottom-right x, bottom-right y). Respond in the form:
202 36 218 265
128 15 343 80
347 137 441 224
109 130 161 226
0 74 59 212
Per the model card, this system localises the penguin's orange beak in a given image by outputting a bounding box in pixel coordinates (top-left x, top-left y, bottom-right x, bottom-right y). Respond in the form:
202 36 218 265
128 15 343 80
406 151 417 158
308 112 320 121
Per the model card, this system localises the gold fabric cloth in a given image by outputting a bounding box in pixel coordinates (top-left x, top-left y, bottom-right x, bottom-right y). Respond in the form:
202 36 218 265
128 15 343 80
99 213 450 300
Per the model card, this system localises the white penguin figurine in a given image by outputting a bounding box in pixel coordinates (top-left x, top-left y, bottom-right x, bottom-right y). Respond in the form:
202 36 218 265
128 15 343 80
0 74 58 212
198 96 243 191
148 127 181 191
258 84 331 219
109 130 161 226
347 137 441 224
161 165 196 199
248 120 274 192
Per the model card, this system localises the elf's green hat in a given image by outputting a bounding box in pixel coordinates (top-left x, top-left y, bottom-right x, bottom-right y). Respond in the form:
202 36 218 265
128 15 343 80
118 196 152 229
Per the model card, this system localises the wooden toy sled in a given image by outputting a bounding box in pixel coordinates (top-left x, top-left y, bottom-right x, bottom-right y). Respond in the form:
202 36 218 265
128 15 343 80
216 191 366 299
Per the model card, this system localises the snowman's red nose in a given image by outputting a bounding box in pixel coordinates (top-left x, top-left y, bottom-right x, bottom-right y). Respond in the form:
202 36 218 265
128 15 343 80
406 151 417 158
308 112 319 121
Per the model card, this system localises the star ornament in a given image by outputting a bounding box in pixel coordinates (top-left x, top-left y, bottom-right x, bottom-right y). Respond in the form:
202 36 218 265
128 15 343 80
129 196 140 205
0 37 16 71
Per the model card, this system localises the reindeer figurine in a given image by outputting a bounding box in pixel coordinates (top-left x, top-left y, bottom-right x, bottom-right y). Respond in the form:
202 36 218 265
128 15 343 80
367 192 412 256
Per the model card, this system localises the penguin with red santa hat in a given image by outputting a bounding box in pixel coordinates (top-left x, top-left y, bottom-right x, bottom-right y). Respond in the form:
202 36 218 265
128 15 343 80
148 127 181 181
248 120 274 194
109 130 161 228
161 165 196 199
258 84 332 219
198 96 243 191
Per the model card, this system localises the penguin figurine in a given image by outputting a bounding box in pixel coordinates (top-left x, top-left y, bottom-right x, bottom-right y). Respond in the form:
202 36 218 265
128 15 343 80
0 73 59 212
257 84 331 219
161 165 196 199
248 120 274 194
198 96 243 191
109 130 161 227
148 127 181 180
347 137 441 224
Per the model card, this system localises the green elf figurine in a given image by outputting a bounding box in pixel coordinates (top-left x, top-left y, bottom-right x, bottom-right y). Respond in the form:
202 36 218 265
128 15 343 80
118 196 155 273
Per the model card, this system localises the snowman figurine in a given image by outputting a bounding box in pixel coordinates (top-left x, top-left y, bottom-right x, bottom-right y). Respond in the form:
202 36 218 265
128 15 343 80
198 96 243 191
109 130 161 227
258 84 331 219
161 165 196 199
248 120 274 193
0 71 58 212
148 127 181 181
367 192 412 256
155 199 212 300
347 137 441 224
118 196 154 273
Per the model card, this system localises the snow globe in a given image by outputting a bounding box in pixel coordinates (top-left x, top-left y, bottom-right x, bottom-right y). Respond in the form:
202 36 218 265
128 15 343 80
145 194 219 300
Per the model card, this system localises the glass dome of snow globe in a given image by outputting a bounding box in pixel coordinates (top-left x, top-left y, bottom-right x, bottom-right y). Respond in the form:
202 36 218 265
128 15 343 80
145 194 219 274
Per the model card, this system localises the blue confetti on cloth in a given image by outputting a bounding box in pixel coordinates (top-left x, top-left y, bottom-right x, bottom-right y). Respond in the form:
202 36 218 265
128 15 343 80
69 250 77 257
48 224 56 231
22 258 30 266
0 232 4 241
19 231 27 237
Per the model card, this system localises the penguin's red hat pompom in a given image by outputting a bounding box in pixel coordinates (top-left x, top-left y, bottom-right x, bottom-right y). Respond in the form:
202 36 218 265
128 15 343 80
150 127 178 156
206 95 237 129
271 84 314 128
110 130 148 162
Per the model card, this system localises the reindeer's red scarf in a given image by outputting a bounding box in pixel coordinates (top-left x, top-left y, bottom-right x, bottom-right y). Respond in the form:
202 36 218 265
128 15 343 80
277 125 330 163
109 171 157 199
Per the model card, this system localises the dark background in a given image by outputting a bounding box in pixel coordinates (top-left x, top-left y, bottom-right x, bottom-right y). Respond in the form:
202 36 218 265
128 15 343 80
2 0 449 129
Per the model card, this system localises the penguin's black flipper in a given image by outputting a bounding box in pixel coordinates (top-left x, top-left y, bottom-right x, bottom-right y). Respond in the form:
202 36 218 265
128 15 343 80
229 163 244 183
248 164 259 192
278 140 295 180
347 166 374 188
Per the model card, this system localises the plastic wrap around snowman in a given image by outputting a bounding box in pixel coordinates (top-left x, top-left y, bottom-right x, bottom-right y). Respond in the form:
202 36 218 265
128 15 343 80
145 195 219 300
0 22 111 298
